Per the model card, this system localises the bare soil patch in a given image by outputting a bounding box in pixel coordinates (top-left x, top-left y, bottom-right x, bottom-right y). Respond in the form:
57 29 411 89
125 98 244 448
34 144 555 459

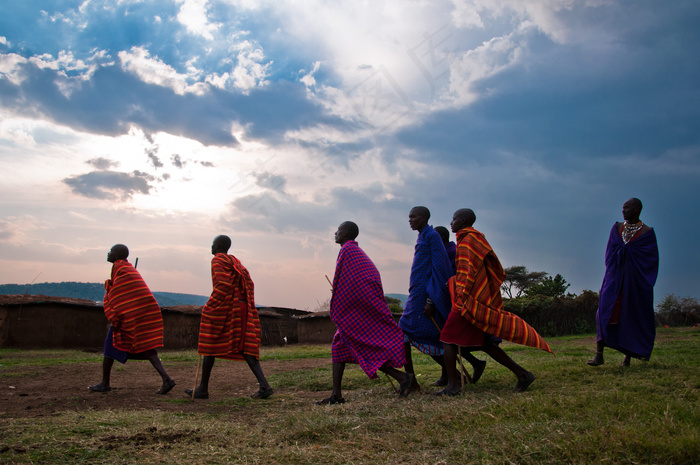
1 355 329 418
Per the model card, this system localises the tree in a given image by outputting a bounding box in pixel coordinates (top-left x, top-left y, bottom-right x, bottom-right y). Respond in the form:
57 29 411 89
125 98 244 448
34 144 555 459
501 266 547 298
656 294 700 326
524 274 570 298
385 296 404 313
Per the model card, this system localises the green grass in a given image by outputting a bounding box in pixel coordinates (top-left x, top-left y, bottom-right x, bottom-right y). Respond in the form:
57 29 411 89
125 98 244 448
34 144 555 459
1 328 699 464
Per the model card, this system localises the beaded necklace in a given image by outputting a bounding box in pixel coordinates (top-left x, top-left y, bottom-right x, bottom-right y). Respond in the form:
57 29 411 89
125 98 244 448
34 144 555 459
622 220 644 244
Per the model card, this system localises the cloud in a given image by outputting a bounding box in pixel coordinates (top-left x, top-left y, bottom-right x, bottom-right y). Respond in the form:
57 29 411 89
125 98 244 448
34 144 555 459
118 46 209 96
146 148 163 168
62 170 156 200
177 0 220 40
171 154 185 168
254 171 286 192
86 157 119 170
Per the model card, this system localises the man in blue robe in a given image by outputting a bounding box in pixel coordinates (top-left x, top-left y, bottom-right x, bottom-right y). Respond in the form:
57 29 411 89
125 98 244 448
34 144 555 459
399 206 485 389
588 198 659 367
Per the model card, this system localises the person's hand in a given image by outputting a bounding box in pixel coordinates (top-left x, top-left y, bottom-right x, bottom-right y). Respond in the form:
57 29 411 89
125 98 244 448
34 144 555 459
423 299 435 318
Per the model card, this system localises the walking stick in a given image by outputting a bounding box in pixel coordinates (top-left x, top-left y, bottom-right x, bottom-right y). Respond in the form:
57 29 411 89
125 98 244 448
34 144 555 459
428 315 472 384
384 372 399 393
191 355 202 401
458 347 466 390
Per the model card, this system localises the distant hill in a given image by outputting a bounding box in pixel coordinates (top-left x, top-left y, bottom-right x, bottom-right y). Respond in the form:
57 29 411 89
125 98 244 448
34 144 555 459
386 293 408 306
0 282 208 307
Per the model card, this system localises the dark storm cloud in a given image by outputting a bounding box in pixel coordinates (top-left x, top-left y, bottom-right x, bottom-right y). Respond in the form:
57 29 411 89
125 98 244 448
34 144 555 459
62 170 155 200
396 3 700 167
0 61 327 148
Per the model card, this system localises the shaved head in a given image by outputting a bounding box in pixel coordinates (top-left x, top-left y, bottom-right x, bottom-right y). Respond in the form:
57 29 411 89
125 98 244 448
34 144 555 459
212 235 231 255
340 221 359 240
410 206 430 220
450 208 476 233
107 244 129 263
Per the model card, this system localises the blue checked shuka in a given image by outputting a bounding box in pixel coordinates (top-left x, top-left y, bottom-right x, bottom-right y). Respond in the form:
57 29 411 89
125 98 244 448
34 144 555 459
399 225 454 355
330 241 405 378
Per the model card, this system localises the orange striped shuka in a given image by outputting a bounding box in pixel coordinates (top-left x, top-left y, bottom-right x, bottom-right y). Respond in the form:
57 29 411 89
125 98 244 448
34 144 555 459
198 253 260 360
445 227 552 354
103 260 164 353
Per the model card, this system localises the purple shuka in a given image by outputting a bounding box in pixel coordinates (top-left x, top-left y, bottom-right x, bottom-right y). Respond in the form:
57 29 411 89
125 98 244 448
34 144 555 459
399 225 454 354
330 240 405 378
597 224 659 360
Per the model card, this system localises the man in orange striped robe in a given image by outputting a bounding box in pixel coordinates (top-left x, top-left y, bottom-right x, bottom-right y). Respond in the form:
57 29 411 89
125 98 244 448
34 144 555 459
89 244 176 394
186 235 273 400
438 209 552 395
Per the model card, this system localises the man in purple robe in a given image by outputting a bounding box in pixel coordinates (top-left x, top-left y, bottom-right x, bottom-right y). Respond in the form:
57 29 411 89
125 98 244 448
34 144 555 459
316 221 413 405
588 198 659 367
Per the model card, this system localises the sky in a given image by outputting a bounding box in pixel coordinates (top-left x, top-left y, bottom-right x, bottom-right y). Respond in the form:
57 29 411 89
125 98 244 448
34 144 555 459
1 0 698 311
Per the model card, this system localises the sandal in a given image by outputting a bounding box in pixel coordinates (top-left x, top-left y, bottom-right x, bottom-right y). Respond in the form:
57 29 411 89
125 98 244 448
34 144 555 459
513 371 536 393
184 388 209 399
156 379 176 395
250 387 274 399
398 373 414 398
587 352 604 366
434 388 461 397
471 360 486 384
315 395 345 405
88 383 111 393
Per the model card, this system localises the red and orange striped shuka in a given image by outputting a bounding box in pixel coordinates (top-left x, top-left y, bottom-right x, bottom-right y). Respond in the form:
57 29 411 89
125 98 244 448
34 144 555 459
103 260 164 353
447 228 552 354
198 253 260 360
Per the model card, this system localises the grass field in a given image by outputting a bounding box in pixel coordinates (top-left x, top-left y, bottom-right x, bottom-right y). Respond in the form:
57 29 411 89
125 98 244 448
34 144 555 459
1 327 698 464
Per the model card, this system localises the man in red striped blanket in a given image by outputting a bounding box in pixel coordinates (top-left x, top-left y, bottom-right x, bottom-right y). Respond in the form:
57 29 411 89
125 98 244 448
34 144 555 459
438 209 553 395
316 222 413 405
186 235 273 400
89 244 176 394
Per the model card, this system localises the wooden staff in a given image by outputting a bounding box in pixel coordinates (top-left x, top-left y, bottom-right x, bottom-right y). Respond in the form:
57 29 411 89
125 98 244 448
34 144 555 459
134 257 139 269
191 355 202 401
325 274 333 291
384 373 399 393
428 315 472 384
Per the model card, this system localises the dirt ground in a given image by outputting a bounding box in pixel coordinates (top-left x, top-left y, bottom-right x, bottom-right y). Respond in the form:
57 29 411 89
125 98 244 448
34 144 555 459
1 356 330 418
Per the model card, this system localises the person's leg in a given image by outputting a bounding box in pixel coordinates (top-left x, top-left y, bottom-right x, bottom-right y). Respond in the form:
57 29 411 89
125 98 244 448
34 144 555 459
316 362 346 404
436 343 461 395
185 356 214 399
89 357 115 392
186 356 214 398
244 354 273 398
482 342 535 392
379 363 414 397
403 340 421 391
587 340 605 366
146 350 176 394
461 350 487 383
403 340 415 376
621 354 631 367
430 354 448 386
331 362 345 399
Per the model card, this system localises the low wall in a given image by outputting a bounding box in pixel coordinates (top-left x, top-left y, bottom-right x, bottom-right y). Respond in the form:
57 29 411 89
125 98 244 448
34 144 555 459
0 295 312 349
294 312 403 344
